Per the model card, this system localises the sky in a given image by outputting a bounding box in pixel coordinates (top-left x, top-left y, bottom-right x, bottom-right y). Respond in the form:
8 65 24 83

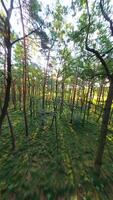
1 0 113 69
0 0 90 69
7 0 73 68
0 0 82 68
40 0 71 7
1 0 113 72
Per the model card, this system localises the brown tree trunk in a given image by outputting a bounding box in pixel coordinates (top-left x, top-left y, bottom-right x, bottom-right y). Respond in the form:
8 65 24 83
0 40 12 133
7 112 16 150
42 50 50 110
60 77 65 117
80 82 85 115
57 197 65 200
86 81 94 120
19 0 28 136
82 82 90 126
18 85 22 111
94 79 113 176
40 190 47 200
70 75 78 123
12 80 16 109
0 0 14 134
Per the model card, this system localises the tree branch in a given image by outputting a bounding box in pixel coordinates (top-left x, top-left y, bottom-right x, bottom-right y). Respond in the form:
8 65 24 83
8 0 14 19
85 0 110 79
100 0 113 36
102 47 113 57
11 30 37 45
1 0 8 15
10 0 14 9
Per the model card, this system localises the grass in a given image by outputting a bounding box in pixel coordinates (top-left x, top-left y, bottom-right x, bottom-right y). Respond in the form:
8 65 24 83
0 105 113 199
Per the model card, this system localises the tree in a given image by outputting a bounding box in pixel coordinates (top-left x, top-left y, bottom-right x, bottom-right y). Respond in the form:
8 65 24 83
0 0 14 133
85 0 113 176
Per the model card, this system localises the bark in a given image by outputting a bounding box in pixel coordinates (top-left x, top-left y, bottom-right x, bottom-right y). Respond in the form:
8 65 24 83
60 77 65 117
57 197 65 200
109 108 113 125
12 80 16 109
19 0 28 136
97 82 103 105
80 82 85 115
76 85 80 109
94 79 113 176
18 84 22 111
0 0 14 134
82 82 90 126
85 0 113 176
70 75 78 123
50 73 59 154
96 84 105 122
42 50 50 111
7 112 16 150
86 81 94 120
40 191 47 200
0 37 12 133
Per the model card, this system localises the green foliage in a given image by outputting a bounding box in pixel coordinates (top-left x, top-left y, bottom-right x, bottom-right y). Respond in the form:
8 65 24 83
0 104 112 199
14 43 24 64
1 0 113 199
29 0 41 20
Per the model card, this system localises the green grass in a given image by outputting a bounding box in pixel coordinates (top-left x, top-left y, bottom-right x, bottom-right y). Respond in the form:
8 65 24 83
0 106 113 199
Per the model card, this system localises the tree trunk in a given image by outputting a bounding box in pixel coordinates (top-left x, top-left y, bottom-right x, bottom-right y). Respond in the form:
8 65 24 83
19 0 28 136
82 82 90 126
80 82 85 115
42 50 50 110
0 0 14 133
18 85 22 111
70 75 78 123
12 80 16 109
7 112 15 150
40 191 47 200
94 79 113 176
60 78 65 117
86 81 94 121
0 42 12 133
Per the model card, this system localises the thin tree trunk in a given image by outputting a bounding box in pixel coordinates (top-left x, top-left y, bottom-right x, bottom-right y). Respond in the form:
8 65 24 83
7 112 15 150
70 75 78 123
42 50 50 110
82 82 90 126
96 84 105 122
18 84 22 111
0 0 14 133
12 80 16 109
80 82 85 115
50 73 59 154
0 43 12 133
19 0 28 136
1 45 15 150
40 191 47 200
60 77 65 117
86 81 94 121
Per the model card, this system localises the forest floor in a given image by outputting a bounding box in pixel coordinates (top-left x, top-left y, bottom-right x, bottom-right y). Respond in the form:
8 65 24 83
0 107 113 200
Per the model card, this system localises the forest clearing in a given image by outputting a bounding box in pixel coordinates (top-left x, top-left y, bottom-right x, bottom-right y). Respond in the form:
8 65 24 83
0 0 113 199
